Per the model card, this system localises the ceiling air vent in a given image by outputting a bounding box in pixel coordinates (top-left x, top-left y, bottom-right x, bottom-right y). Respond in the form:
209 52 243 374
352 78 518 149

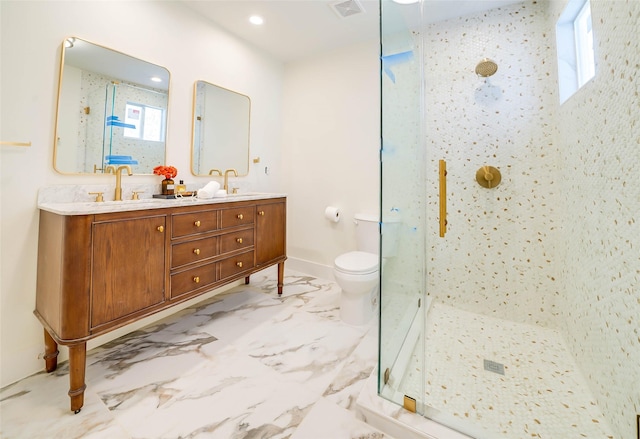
330 0 365 19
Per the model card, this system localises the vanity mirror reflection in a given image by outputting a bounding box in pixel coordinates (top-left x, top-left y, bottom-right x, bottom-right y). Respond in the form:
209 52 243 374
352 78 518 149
191 80 250 176
53 37 170 175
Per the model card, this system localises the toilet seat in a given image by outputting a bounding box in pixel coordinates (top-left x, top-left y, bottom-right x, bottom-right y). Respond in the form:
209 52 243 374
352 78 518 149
334 251 378 275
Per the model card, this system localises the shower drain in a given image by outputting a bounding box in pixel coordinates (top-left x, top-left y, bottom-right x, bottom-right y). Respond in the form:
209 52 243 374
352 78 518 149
484 359 505 375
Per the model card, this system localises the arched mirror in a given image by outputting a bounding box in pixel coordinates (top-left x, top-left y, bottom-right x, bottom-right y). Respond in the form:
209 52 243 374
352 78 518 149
191 80 250 176
53 37 170 174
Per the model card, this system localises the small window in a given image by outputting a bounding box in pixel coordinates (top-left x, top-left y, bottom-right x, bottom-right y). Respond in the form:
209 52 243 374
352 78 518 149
123 103 166 142
556 0 595 104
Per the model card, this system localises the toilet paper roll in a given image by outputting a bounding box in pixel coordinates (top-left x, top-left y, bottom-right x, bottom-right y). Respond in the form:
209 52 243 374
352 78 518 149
324 206 341 223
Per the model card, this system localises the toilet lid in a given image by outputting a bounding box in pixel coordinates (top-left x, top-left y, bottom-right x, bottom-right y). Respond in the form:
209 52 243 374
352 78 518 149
334 251 378 275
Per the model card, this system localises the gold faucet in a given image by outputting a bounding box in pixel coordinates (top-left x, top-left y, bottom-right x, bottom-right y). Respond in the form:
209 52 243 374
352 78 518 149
208 169 222 176
223 168 238 192
105 165 133 201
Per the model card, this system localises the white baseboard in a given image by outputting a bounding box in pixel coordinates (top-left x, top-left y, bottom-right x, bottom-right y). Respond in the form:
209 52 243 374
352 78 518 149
285 256 335 281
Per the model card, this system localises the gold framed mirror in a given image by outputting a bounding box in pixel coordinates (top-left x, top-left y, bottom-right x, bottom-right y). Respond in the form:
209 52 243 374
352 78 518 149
191 80 250 177
53 37 170 175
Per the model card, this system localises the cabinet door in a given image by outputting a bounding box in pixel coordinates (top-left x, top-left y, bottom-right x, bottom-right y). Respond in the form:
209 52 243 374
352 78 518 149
255 202 286 266
91 215 166 329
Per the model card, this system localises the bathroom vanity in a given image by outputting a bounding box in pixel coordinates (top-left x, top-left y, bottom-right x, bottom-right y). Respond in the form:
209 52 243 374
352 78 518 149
34 194 286 413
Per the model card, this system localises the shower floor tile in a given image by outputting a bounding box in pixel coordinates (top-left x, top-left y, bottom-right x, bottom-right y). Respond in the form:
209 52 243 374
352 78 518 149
399 302 616 439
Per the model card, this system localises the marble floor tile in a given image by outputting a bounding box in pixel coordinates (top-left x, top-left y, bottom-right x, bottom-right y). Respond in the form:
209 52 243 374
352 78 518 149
0 268 388 439
292 397 389 439
323 324 379 412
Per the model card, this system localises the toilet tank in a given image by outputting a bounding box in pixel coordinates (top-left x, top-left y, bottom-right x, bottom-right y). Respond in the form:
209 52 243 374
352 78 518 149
354 213 380 254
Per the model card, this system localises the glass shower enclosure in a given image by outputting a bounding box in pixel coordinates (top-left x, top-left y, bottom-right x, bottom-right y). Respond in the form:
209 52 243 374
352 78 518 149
378 1 638 438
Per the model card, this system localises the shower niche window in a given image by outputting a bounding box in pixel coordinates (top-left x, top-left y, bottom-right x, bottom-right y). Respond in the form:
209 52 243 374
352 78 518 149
556 0 595 103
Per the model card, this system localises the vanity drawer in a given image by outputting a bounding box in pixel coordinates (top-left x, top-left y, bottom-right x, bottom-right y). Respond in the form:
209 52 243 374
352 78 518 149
219 228 254 254
219 251 254 279
172 210 218 238
171 235 218 269
220 206 254 229
170 263 216 299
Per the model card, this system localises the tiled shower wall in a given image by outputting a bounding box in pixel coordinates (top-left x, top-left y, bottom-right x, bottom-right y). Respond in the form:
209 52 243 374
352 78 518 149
423 1 561 328
551 0 640 437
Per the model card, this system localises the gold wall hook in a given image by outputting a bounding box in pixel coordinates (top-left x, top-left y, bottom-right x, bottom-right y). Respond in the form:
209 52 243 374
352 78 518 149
476 165 501 188
0 141 31 147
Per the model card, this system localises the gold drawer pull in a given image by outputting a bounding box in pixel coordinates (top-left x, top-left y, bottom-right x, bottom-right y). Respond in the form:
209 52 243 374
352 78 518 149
258 211 265 216
193 248 200 255
157 225 164 233
237 214 243 220
193 276 200 283
236 261 243 268
236 238 243 244
194 220 201 227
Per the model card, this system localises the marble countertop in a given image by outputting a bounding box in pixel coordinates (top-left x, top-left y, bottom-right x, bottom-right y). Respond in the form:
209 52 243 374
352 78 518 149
38 192 286 215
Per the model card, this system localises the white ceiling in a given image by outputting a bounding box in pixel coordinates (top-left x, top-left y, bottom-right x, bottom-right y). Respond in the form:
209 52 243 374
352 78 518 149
181 0 380 63
180 0 525 63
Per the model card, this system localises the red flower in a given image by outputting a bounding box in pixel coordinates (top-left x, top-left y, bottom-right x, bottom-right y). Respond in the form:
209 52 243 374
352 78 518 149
153 165 177 179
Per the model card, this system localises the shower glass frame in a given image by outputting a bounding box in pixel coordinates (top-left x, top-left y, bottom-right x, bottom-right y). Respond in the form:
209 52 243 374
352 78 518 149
378 0 426 415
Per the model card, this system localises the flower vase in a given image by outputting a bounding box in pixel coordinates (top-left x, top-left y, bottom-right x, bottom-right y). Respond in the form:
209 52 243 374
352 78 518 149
161 178 175 195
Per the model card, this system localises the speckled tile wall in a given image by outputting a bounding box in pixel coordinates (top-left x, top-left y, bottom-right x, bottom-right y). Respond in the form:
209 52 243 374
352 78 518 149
422 0 561 328
551 1 640 437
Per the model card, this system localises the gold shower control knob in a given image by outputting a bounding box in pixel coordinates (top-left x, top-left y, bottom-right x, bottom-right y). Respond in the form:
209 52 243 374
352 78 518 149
193 248 200 255
476 166 502 188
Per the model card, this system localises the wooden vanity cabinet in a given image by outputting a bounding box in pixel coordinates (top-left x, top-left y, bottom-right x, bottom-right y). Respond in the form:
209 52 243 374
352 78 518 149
91 213 167 330
255 201 286 292
35 196 286 413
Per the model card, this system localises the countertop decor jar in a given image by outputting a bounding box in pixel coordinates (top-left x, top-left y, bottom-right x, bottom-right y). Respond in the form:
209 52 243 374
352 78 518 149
161 178 175 195
153 165 178 196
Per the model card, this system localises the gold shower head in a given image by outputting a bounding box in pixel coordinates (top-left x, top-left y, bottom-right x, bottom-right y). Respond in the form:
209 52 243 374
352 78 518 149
475 58 498 77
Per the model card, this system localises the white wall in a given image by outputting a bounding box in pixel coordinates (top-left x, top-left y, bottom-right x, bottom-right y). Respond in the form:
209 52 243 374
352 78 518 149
0 0 381 388
282 41 381 278
0 0 284 387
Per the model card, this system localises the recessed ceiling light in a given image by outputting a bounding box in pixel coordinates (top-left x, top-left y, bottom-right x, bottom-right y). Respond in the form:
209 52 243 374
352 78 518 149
249 15 264 25
150 76 162 83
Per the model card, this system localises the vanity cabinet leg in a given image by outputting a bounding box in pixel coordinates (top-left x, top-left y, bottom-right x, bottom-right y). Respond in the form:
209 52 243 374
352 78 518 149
68 342 87 414
43 330 59 372
244 276 250 284
277 262 284 295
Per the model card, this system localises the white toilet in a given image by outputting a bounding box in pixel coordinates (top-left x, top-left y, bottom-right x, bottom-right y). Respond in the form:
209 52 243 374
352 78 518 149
334 213 381 326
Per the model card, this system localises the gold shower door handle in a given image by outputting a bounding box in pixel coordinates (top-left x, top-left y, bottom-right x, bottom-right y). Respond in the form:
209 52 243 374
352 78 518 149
439 160 447 238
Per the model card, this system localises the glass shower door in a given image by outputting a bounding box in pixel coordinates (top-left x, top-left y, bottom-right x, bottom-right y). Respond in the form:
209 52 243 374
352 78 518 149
378 0 426 413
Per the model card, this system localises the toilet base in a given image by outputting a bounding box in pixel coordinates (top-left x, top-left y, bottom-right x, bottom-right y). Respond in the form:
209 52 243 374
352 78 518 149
340 286 377 326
